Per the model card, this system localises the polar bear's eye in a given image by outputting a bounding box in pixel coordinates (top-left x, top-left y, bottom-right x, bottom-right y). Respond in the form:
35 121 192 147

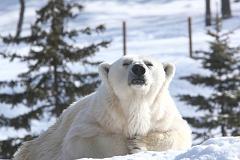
144 61 153 67
123 61 132 66
123 63 130 66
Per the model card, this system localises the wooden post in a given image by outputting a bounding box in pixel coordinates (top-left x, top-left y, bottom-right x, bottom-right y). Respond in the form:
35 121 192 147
188 17 193 58
221 0 232 19
205 0 211 26
122 21 127 56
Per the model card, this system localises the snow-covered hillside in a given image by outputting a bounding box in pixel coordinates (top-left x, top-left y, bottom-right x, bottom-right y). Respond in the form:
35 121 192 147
0 0 240 142
79 137 240 160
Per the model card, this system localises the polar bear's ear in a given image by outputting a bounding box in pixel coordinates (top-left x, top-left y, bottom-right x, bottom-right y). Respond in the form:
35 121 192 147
162 63 175 88
98 62 110 85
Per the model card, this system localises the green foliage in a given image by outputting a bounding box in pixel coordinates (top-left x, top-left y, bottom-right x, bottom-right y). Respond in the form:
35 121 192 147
0 0 109 158
179 18 240 142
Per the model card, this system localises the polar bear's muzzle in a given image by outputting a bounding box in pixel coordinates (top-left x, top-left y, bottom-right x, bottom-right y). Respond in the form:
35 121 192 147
128 64 147 86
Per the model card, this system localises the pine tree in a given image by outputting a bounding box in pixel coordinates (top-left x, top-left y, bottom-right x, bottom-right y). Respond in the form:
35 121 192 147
0 0 109 158
179 17 240 142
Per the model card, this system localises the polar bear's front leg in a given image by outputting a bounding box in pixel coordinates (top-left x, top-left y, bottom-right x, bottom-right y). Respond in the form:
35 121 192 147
62 133 128 159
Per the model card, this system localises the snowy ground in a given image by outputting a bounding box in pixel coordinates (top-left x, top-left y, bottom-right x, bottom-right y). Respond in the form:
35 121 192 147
0 0 240 142
0 137 239 160
79 137 240 160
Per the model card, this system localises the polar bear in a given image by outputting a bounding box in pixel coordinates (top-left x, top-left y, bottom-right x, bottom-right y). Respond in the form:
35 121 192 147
13 55 192 160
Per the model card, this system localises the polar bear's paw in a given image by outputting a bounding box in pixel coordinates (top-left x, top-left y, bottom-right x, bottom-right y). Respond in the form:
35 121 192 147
127 136 147 154
127 131 175 153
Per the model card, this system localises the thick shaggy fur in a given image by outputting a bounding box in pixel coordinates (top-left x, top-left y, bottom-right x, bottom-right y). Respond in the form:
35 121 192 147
13 55 192 160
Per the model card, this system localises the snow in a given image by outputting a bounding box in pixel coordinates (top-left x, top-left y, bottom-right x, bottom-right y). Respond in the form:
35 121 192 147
0 0 240 143
0 137 239 160
79 137 240 160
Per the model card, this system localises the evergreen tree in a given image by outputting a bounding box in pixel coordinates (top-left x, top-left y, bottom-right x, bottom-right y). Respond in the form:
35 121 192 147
179 17 240 142
0 0 109 158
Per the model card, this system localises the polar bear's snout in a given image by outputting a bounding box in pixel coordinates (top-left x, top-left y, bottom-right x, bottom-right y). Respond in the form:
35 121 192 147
129 64 146 86
132 64 146 76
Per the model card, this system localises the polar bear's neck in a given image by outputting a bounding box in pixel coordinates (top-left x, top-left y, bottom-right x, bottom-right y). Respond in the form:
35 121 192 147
119 95 151 138
96 85 162 138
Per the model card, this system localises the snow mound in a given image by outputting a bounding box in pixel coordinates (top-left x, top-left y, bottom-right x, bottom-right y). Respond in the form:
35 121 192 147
79 137 240 160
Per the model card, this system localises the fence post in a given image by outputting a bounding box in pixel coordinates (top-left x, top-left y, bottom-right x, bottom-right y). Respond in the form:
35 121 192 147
188 17 193 58
122 21 127 56
205 0 211 26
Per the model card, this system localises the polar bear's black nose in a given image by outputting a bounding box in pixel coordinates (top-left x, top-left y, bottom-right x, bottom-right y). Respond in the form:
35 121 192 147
132 64 145 76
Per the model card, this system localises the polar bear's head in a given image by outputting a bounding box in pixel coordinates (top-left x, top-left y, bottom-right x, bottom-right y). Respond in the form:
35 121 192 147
99 55 175 100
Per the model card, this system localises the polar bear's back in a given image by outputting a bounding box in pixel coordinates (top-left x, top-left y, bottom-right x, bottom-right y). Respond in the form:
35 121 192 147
13 94 94 160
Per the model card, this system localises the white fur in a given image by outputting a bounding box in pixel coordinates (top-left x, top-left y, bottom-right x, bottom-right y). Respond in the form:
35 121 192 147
13 55 192 160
